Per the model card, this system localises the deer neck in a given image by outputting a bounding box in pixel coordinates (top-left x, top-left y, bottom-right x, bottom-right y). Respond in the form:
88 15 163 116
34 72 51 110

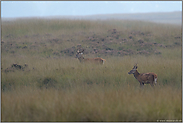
133 70 140 79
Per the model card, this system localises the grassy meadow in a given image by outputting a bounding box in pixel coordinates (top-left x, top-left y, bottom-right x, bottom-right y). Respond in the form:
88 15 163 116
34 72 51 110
1 18 182 122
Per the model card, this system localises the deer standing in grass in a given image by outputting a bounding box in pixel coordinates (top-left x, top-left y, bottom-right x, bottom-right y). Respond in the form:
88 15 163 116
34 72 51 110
128 64 157 87
75 49 106 64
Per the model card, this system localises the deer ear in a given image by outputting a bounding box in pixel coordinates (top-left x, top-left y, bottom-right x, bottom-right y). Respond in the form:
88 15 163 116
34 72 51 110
134 63 138 68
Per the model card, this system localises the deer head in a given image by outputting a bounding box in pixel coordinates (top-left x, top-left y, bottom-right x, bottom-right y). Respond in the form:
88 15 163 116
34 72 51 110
128 64 138 74
75 49 85 60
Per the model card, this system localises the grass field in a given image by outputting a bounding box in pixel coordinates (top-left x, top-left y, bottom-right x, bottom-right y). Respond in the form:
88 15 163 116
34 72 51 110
1 18 182 122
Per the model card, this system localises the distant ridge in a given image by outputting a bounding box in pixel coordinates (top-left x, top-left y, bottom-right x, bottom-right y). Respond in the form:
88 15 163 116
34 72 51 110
2 11 182 25
57 11 182 25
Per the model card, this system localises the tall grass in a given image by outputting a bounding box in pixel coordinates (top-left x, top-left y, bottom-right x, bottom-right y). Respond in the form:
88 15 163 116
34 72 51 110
1 50 181 89
1 18 182 121
2 85 182 122
1 53 182 121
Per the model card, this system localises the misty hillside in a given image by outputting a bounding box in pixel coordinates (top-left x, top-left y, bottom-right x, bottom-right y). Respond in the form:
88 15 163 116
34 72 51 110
51 11 182 25
1 11 182 122
3 11 182 25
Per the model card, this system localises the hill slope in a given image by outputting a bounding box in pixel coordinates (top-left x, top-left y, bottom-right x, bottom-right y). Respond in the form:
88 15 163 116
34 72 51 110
47 11 182 25
1 19 181 58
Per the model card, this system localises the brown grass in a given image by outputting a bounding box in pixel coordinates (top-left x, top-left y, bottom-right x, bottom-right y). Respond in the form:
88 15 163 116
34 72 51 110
1 85 181 122
1 18 182 122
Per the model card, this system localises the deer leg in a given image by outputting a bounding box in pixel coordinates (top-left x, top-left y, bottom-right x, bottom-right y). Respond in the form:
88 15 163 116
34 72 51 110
140 83 144 88
150 82 154 87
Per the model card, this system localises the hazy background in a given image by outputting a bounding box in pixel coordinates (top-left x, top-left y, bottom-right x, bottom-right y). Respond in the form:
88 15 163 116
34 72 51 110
1 1 182 122
1 1 182 18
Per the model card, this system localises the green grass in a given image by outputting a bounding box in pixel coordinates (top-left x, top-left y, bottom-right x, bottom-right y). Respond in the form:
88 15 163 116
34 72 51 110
1 85 182 122
1 54 182 121
1 18 182 122
1 52 181 89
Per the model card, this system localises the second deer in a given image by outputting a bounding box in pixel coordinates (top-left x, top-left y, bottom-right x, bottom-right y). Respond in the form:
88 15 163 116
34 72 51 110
75 49 106 65
128 64 157 87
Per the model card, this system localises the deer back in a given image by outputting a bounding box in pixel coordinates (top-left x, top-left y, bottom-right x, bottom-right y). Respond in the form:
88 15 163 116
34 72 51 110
137 72 157 84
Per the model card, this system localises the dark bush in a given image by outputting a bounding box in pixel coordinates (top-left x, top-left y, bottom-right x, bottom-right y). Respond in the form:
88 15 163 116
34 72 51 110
38 77 58 89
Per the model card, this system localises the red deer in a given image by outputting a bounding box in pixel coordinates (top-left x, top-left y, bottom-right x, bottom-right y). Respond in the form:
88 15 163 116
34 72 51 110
75 49 106 64
128 64 157 87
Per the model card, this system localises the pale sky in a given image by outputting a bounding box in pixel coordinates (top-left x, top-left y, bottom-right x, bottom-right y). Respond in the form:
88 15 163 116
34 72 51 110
1 1 182 18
